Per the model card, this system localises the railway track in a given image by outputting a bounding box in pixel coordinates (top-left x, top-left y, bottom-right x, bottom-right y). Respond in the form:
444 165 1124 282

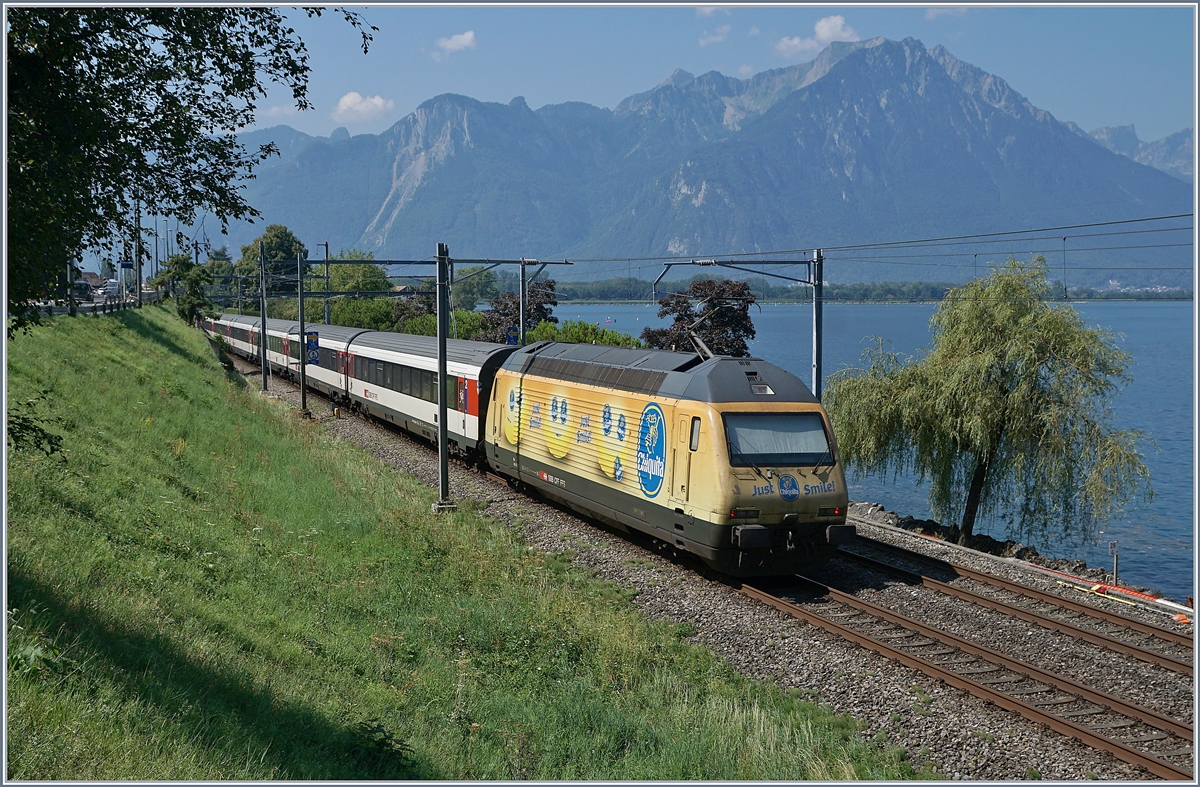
739 575 1194 780
838 539 1193 677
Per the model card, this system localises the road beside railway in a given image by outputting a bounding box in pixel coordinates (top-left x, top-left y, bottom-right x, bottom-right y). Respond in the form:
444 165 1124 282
7 305 923 780
234 349 1192 780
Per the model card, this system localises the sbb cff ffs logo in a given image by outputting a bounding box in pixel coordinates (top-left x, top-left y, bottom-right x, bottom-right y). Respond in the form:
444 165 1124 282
637 403 666 497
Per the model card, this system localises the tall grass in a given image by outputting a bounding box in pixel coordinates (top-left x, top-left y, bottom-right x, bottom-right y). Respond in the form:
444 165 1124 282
7 305 931 780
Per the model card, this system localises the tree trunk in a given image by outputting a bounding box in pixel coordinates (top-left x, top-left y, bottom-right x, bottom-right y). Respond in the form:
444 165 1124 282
959 453 990 546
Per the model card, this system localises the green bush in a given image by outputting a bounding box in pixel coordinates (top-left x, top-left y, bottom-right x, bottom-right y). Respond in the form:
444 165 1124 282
527 319 643 348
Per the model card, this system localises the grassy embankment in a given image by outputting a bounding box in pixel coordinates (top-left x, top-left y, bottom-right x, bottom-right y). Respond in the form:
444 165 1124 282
7 305 933 780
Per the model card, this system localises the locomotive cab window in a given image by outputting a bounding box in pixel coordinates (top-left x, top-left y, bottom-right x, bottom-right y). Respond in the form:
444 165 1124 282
722 412 831 467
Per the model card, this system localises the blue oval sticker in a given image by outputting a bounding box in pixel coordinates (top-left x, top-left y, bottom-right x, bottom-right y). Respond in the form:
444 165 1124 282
637 403 666 497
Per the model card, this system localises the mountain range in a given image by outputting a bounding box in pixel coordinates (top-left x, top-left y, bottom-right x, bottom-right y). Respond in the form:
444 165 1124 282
1074 123 1192 184
224 37 1193 288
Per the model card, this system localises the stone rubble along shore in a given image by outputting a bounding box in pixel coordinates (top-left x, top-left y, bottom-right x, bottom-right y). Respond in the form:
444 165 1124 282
848 502 1168 600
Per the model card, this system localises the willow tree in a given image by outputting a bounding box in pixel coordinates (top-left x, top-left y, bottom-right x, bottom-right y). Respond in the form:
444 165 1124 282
825 257 1151 546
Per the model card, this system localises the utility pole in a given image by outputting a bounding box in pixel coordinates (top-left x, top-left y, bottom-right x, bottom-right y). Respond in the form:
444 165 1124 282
433 242 456 513
812 248 823 400
518 258 528 346
135 200 143 307
322 242 330 324
119 238 127 309
259 240 268 392
67 259 76 316
298 252 309 416
194 243 200 309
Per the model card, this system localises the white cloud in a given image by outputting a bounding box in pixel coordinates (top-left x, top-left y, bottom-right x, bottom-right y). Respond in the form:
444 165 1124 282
699 24 731 47
925 7 968 20
262 104 299 119
814 15 857 43
748 26 760 36
433 30 476 60
775 36 815 58
738 64 753 76
332 91 395 123
696 7 731 17
774 14 859 59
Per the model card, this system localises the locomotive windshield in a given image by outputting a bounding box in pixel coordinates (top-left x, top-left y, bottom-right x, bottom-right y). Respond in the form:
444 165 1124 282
723 412 831 467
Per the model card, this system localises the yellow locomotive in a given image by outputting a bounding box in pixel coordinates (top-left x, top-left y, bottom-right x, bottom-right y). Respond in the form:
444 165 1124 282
485 342 852 576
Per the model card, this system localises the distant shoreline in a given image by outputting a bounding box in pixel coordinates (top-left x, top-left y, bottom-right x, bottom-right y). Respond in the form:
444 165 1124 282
554 297 1194 305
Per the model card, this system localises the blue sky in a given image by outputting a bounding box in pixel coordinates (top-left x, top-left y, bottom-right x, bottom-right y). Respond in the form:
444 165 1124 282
252 5 1196 143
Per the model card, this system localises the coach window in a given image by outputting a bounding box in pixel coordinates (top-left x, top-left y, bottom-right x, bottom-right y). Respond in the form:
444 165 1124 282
690 417 702 451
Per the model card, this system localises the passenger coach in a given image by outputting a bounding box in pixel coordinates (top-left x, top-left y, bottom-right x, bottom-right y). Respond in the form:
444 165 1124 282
202 315 516 453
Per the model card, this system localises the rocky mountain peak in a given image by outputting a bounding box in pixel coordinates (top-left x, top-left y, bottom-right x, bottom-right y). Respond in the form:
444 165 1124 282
661 68 695 88
1089 124 1141 157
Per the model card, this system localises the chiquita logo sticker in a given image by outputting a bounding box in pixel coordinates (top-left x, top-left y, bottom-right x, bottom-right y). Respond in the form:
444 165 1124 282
544 393 572 459
596 402 629 481
503 384 522 446
637 402 666 497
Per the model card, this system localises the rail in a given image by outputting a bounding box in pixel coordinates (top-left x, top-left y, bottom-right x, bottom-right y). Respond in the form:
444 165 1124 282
837 547 1193 676
737 577 1193 780
847 534 1193 649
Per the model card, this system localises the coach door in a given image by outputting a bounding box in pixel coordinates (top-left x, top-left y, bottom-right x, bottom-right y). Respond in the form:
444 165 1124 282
458 378 469 435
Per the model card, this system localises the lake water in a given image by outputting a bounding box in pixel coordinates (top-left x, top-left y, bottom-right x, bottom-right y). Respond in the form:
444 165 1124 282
560 301 1195 604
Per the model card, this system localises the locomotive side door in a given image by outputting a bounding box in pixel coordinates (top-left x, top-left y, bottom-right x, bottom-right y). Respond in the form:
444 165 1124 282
669 414 693 507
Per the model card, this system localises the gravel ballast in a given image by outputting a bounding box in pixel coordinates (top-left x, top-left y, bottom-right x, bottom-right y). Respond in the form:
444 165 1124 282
235 359 1192 780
